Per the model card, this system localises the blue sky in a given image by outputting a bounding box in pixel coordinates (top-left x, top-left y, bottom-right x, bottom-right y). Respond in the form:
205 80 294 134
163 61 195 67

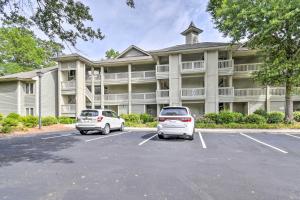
68 0 229 60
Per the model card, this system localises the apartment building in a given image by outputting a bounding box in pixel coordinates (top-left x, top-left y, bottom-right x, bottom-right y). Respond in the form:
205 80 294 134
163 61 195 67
1 22 300 117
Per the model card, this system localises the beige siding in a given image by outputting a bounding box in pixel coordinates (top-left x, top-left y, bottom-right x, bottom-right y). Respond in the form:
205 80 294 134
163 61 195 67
0 81 18 115
41 70 58 116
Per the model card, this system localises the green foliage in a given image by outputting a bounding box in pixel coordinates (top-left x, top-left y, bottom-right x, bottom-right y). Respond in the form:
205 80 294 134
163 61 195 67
0 27 62 75
217 111 243 124
204 113 218 123
105 49 120 59
244 114 267 124
254 109 268 118
42 116 58 126
21 116 38 128
293 112 300 122
195 122 300 129
58 116 76 124
1 125 13 133
145 121 158 128
120 114 142 123
0 113 3 121
140 113 155 123
267 112 284 124
6 113 21 120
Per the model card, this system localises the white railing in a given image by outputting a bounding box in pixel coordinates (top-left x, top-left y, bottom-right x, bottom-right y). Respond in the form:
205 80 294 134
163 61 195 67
60 62 76 70
94 95 101 101
234 88 266 96
86 74 101 82
61 81 75 90
156 64 169 73
131 71 156 80
181 88 205 98
104 93 128 101
218 59 233 69
181 61 205 72
269 87 285 96
156 90 169 98
219 87 234 96
85 87 93 100
234 63 262 72
61 104 76 113
132 92 156 100
104 72 128 81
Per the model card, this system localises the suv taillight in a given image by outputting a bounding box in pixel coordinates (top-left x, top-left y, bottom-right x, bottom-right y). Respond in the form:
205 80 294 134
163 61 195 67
180 117 192 122
97 116 103 122
158 117 165 122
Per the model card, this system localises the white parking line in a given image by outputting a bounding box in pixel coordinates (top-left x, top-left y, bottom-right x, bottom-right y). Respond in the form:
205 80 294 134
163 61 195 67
285 133 300 140
41 133 75 140
85 132 128 142
138 134 157 146
198 132 207 149
240 133 288 154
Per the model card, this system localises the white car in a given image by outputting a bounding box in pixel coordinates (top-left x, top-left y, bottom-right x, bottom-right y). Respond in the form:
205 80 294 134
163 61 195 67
157 106 195 140
76 109 125 135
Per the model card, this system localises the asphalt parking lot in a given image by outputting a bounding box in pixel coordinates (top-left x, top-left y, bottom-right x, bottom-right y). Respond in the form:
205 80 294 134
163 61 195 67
1 130 300 200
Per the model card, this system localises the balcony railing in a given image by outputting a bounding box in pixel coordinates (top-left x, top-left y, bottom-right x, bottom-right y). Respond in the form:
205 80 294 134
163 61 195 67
181 61 205 73
219 87 234 96
61 81 75 90
234 63 262 72
94 95 101 102
104 93 128 101
218 59 233 69
181 88 205 98
86 74 101 82
132 92 156 100
156 64 169 73
269 87 285 96
234 88 266 96
131 70 156 80
156 89 169 98
104 72 128 81
61 104 76 113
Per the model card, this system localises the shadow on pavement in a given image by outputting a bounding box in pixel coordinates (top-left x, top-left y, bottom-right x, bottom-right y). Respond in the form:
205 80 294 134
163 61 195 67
141 132 186 142
0 134 80 167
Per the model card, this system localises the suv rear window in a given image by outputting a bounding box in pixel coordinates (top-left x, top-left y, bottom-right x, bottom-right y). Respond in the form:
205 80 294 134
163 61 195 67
160 107 188 116
80 110 98 117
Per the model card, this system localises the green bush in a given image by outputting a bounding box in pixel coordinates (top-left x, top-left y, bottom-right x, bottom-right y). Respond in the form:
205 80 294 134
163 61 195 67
254 109 268 118
6 112 21 120
244 114 267 124
216 111 243 124
42 116 58 126
2 117 19 127
140 113 154 123
58 116 75 124
120 114 141 123
204 113 218 123
267 112 284 124
21 116 38 128
145 121 158 127
0 113 3 121
294 112 300 122
1 125 13 133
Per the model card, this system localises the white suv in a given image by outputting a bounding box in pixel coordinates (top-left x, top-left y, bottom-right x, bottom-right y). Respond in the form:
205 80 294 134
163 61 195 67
76 109 125 135
157 106 195 140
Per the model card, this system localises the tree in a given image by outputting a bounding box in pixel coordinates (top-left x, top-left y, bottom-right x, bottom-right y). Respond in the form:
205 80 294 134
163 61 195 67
105 49 120 59
207 0 300 122
0 27 62 75
0 0 135 46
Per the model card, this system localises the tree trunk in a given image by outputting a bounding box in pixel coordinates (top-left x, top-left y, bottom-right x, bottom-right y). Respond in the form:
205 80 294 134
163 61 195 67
285 83 293 122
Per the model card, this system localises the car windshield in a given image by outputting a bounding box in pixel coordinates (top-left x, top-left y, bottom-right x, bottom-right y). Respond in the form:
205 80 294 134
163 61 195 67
160 107 188 116
80 110 98 117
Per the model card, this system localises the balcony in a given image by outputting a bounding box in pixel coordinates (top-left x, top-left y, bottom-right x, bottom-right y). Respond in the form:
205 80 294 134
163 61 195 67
94 95 101 103
181 61 205 74
234 88 266 101
234 63 262 77
181 88 205 100
86 74 101 84
131 70 156 83
156 89 169 103
156 64 169 79
61 81 75 94
104 93 128 104
132 92 156 103
61 104 76 115
219 87 234 102
104 72 128 84
60 62 76 71
218 59 234 75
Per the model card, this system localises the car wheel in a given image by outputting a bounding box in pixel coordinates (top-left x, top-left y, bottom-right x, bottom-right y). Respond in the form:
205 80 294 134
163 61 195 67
102 124 110 135
187 133 194 140
158 134 164 139
120 123 125 131
80 130 88 135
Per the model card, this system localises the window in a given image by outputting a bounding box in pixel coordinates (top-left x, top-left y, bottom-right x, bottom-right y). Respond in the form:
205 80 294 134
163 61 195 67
25 83 34 94
68 70 76 80
80 110 98 117
160 107 188 116
26 108 34 116
111 111 118 118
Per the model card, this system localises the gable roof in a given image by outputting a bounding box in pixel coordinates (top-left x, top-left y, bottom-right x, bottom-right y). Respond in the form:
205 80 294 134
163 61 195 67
0 66 58 81
181 21 203 36
116 45 151 59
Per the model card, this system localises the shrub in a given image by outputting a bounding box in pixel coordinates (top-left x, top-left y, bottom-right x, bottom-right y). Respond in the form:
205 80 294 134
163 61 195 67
244 114 267 124
145 121 158 127
6 112 21 120
58 116 75 124
120 114 141 123
0 113 3 121
204 113 218 123
254 109 268 118
267 112 284 124
294 112 300 122
140 113 154 123
1 125 13 133
21 116 38 128
217 111 243 124
42 116 58 126
2 117 19 127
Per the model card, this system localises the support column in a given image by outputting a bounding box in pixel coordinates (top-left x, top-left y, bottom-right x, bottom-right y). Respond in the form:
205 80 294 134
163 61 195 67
169 54 181 106
156 79 161 117
128 64 132 114
228 75 233 111
91 67 95 109
101 66 104 109
75 61 86 116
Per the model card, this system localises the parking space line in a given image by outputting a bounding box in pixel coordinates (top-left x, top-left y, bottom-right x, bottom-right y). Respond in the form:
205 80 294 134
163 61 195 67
41 133 75 140
285 133 300 140
198 132 207 149
85 131 128 142
138 133 157 146
240 133 288 154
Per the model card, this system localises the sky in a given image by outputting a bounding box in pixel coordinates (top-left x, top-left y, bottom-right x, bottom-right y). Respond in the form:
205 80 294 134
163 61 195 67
67 0 229 60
